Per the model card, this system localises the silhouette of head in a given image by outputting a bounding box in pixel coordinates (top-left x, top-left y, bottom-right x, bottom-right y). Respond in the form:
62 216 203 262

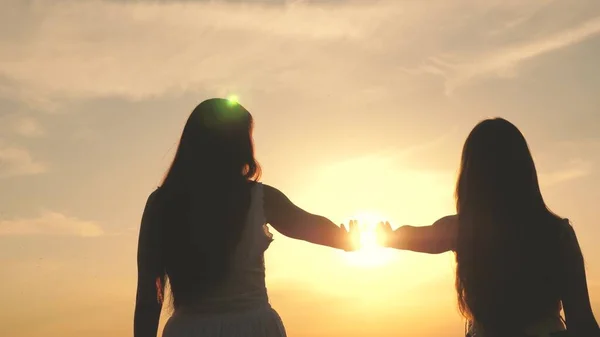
156 98 261 309
456 118 545 217
454 118 563 333
162 98 260 186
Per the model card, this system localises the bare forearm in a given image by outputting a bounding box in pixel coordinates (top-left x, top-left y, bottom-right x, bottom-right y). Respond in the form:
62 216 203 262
564 285 600 335
134 279 163 337
288 215 350 250
387 225 450 254
386 226 427 252
561 224 600 336
134 303 161 337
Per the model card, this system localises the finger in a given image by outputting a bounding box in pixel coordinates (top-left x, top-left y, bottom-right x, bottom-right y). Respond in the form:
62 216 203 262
341 223 347 232
350 219 358 232
385 221 393 231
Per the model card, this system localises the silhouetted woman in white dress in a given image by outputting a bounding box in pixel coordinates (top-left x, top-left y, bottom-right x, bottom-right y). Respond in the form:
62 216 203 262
134 98 355 337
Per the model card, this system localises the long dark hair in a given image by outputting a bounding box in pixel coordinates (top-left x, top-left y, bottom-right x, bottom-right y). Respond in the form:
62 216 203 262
455 118 564 334
154 98 261 309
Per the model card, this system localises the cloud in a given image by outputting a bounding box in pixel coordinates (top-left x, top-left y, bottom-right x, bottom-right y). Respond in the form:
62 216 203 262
0 211 104 237
0 0 391 102
0 0 598 104
416 15 600 94
0 113 45 137
0 143 46 178
13 116 45 137
535 139 600 188
539 159 593 187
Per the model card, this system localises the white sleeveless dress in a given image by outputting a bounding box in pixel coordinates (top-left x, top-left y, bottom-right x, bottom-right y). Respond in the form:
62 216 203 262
162 183 287 337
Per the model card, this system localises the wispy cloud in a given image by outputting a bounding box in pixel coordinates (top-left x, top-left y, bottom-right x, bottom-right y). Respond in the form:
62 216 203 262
539 159 593 187
0 0 389 102
0 114 45 137
0 142 46 178
417 15 600 94
13 116 45 137
0 0 598 103
0 211 104 237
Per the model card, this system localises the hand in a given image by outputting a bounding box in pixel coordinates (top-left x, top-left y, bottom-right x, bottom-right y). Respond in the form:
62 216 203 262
340 219 360 251
376 221 394 247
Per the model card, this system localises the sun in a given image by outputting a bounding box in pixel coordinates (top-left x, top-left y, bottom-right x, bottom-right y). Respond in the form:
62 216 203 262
359 228 379 249
343 211 395 268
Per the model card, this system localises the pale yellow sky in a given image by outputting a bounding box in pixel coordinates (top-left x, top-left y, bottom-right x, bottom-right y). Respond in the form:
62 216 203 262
0 1 599 336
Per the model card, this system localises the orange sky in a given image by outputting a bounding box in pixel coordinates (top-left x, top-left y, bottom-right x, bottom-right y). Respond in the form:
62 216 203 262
1 1 600 337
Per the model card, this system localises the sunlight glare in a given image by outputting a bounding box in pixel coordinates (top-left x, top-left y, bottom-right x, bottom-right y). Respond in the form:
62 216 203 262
343 211 395 268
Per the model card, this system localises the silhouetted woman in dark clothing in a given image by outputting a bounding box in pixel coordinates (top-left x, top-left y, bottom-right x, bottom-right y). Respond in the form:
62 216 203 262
380 118 599 337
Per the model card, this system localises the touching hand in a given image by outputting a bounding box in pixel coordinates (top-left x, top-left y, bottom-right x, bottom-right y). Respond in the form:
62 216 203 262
376 221 394 247
340 220 360 251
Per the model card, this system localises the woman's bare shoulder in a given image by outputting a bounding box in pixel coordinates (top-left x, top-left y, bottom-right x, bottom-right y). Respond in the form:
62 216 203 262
433 215 459 251
433 215 459 228
262 184 289 205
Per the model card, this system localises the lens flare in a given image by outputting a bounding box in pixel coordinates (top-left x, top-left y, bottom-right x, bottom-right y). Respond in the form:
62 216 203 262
226 95 239 105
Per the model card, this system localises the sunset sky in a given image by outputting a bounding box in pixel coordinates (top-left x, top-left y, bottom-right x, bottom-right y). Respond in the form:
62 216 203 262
1 1 600 336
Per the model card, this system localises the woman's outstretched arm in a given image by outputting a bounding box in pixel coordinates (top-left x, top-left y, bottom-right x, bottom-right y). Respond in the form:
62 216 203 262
383 215 459 254
263 184 354 251
134 191 165 337
560 223 600 336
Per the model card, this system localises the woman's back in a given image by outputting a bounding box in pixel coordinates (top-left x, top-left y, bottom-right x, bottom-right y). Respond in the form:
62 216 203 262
178 182 273 312
388 211 596 336
387 118 598 336
162 182 287 337
450 118 589 335
462 216 571 336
